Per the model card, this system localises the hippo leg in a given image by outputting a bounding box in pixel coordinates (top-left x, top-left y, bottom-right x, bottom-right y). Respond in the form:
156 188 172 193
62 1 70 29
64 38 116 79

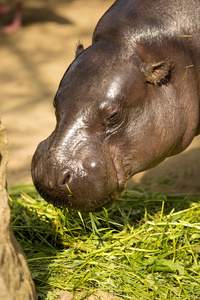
1 2 22 33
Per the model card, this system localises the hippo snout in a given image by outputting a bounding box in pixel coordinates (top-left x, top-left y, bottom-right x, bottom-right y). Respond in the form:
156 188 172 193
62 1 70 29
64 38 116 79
31 141 119 212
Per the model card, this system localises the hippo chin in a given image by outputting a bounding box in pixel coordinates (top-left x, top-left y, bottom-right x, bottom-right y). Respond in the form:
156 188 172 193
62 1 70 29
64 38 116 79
32 0 200 212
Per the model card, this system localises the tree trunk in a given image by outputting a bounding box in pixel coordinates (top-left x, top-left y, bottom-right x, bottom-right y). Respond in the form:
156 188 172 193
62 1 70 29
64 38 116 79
0 122 37 300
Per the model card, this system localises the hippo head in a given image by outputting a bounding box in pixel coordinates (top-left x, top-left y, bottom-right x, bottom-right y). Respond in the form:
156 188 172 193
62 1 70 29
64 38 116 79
32 43 133 211
32 41 199 211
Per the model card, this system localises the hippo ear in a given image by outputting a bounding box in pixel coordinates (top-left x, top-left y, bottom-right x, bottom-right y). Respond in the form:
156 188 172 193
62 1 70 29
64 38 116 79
75 43 84 58
142 59 174 85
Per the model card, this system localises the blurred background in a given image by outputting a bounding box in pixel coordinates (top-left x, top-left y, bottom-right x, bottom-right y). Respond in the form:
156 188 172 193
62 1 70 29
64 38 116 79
1 0 200 194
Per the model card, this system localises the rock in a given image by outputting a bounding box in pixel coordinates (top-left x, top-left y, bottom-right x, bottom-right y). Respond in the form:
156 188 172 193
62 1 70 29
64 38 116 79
0 122 37 300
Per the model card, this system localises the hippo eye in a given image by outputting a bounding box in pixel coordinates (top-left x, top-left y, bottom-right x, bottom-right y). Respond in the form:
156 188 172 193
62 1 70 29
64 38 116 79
106 111 118 124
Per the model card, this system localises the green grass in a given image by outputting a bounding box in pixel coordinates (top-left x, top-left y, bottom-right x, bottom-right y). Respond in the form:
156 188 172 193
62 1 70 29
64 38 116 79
8 184 200 300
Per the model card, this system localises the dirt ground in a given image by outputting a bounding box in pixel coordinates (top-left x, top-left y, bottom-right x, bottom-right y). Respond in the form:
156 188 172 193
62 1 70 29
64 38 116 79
1 0 200 194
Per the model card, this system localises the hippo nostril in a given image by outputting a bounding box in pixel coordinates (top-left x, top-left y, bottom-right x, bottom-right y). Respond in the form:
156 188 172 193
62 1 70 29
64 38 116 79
64 173 71 185
57 169 73 187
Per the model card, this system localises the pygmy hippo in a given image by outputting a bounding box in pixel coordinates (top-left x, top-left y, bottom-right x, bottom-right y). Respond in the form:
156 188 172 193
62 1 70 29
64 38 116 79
32 0 200 211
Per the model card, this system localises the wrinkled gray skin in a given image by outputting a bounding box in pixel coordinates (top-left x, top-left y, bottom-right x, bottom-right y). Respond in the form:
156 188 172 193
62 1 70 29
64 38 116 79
32 0 200 211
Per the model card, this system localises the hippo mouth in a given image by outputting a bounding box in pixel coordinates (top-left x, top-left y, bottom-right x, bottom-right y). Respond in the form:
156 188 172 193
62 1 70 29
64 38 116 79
33 177 119 212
